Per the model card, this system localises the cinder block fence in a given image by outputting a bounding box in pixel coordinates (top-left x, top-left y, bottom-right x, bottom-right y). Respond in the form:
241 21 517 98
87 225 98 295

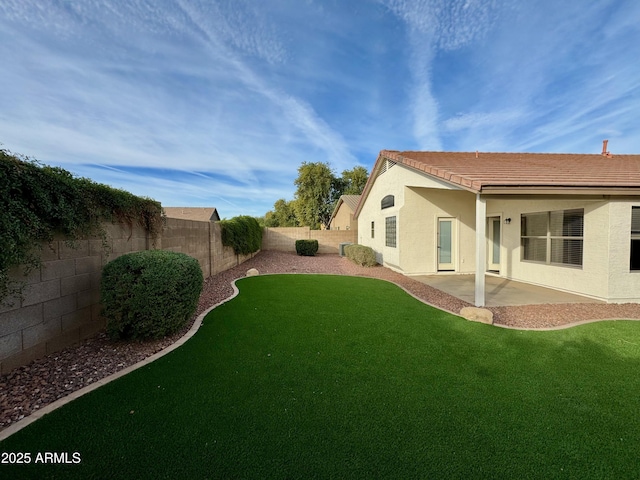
1 223 356 373
262 227 356 254
0 219 255 373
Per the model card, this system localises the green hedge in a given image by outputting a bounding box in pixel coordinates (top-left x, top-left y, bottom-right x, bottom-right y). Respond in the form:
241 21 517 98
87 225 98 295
219 216 263 255
296 239 319 256
0 149 163 304
101 250 203 340
344 244 377 267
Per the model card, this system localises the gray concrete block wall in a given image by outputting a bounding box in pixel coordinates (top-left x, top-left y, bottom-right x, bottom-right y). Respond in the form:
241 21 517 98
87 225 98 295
163 218 211 277
1 220 349 373
0 223 149 374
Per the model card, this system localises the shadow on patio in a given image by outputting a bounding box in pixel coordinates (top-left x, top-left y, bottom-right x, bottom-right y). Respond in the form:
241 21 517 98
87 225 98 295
412 274 604 307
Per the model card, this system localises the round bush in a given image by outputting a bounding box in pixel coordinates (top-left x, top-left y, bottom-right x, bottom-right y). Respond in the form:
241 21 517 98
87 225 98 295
101 250 203 340
296 239 319 256
344 244 377 267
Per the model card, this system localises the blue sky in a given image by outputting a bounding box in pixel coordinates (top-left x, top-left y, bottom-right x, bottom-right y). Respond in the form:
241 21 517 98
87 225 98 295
1 1 639 219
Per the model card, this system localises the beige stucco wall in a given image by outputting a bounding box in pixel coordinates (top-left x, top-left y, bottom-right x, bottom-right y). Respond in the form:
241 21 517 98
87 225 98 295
606 199 640 302
486 196 611 300
400 188 476 274
357 163 469 272
358 162 640 302
329 203 357 231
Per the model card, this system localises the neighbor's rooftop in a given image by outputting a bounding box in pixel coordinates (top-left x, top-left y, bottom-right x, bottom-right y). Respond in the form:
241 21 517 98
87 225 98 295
163 207 220 222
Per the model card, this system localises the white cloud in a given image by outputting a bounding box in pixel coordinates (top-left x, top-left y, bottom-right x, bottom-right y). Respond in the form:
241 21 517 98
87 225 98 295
0 0 359 188
379 0 503 150
3 0 640 217
443 110 525 132
382 0 501 50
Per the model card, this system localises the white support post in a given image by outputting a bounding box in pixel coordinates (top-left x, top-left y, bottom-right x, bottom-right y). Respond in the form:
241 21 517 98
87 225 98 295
475 194 486 307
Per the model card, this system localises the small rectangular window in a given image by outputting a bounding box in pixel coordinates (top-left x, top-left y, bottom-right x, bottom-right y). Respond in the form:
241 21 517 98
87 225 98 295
631 207 640 270
385 216 396 248
371 221 375 239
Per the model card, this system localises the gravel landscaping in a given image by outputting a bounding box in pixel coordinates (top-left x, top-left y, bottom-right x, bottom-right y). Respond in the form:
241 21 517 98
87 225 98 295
2 250 640 433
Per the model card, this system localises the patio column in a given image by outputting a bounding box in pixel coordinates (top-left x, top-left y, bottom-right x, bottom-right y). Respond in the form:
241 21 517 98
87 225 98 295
475 194 486 307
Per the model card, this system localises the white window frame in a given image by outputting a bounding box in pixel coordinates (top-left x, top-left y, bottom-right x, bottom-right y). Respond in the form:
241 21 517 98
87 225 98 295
521 209 584 268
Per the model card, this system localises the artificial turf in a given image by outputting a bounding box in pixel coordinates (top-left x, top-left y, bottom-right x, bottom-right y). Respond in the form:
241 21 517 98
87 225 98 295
2 274 640 479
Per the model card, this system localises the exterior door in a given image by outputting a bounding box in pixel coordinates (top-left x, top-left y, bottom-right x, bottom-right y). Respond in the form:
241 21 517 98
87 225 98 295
437 218 455 271
487 217 501 272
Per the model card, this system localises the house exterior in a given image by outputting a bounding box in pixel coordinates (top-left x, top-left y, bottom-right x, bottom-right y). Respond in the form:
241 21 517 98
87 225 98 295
329 195 361 231
164 207 220 222
354 148 640 306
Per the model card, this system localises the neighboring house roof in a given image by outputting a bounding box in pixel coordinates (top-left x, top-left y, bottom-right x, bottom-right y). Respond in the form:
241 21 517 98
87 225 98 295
329 195 361 225
355 149 640 218
164 207 220 222
339 195 362 212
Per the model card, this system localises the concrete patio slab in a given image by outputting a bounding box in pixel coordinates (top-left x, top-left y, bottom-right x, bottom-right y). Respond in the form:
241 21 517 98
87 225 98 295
412 274 604 307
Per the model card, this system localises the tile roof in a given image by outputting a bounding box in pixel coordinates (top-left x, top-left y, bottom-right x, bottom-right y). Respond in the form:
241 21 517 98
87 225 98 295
382 150 640 192
354 149 640 218
163 207 220 222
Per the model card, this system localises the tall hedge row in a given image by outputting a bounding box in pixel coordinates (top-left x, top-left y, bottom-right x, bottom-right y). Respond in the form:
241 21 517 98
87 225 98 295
0 149 164 304
219 215 263 255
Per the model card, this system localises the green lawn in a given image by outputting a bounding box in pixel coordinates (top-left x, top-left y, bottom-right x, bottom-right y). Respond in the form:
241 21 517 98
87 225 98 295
2 274 640 479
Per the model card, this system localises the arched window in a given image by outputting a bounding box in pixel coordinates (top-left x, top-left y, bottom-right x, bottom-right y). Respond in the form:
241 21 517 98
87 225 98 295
381 195 394 209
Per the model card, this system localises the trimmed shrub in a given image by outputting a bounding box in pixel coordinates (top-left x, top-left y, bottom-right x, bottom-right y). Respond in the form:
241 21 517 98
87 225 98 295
101 250 203 340
219 216 263 255
344 244 377 267
296 239 319 256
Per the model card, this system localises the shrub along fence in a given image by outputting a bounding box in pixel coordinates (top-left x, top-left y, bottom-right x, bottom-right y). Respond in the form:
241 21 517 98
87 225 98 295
262 227 356 254
1 222 354 373
0 219 257 374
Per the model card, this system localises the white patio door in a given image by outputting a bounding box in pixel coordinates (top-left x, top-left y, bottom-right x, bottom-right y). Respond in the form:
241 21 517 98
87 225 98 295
487 217 501 272
437 218 456 271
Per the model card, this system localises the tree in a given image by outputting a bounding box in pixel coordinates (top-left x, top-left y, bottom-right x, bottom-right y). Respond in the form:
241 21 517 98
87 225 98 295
264 199 299 227
293 162 342 230
341 166 369 195
263 161 370 230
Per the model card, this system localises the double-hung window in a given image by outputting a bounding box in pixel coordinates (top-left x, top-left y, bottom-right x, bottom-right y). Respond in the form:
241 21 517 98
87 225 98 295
521 209 584 267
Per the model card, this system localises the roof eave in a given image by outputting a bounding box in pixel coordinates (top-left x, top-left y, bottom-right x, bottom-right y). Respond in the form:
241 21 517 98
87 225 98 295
354 152 389 219
481 186 640 195
328 198 345 225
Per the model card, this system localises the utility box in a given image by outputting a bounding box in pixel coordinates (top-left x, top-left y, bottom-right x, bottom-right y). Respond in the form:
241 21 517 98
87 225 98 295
339 242 353 257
